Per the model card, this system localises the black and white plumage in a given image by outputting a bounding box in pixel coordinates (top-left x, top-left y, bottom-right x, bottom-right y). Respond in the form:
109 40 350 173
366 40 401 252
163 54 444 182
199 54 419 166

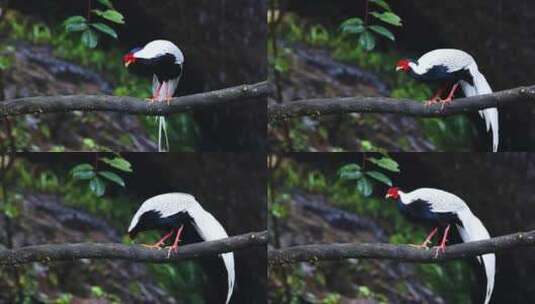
386 187 495 304
396 49 499 152
128 193 235 304
123 40 184 152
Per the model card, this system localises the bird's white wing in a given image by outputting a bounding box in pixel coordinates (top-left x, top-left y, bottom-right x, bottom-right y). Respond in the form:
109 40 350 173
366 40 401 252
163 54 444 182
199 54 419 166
188 203 235 304
128 193 195 232
456 208 495 304
134 39 184 64
417 49 474 73
404 188 468 213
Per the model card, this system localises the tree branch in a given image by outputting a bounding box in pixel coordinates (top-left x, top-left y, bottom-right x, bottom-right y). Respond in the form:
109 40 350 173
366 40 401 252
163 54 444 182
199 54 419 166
0 231 267 266
0 82 270 118
268 230 535 266
268 84 535 121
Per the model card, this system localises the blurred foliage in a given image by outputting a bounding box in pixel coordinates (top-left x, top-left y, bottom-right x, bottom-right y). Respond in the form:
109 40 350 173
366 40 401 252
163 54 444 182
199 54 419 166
0 9 199 151
269 12 476 151
270 157 474 303
1 157 205 302
340 0 402 51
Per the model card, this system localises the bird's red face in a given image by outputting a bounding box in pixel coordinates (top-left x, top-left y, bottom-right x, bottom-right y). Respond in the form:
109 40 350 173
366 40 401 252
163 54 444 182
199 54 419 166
123 53 136 68
395 59 411 72
385 187 400 200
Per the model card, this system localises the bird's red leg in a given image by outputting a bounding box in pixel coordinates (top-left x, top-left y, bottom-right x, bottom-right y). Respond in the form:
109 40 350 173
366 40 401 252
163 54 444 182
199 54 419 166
410 227 438 249
425 86 446 106
438 83 460 110
433 224 451 258
148 83 163 102
142 228 175 249
167 225 184 258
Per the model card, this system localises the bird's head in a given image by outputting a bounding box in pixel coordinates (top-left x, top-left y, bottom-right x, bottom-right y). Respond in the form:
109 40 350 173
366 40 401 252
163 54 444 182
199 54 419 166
385 187 400 200
395 59 411 72
123 47 141 68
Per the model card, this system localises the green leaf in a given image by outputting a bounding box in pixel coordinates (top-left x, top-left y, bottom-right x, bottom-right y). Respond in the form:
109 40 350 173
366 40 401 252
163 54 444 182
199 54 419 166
71 163 95 180
358 30 376 51
89 176 106 197
81 29 98 48
101 157 133 172
365 171 392 186
340 17 363 27
370 0 391 11
368 157 400 172
97 0 114 8
369 25 395 41
71 163 94 173
90 23 118 39
338 163 363 180
63 16 87 26
93 9 125 24
357 177 373 197
65 21 88 32
370 11 402 26
340 17 365 34
98 171 125 187
341 24 365 35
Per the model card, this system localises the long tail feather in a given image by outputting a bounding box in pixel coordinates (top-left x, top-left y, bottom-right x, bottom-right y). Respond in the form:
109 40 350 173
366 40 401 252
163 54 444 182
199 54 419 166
460 66 499 152
456 209 495 304
158 116 169 152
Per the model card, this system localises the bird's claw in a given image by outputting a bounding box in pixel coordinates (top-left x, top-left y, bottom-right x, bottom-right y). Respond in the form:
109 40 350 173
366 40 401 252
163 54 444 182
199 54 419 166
409 240 432 249
425 98 452 110
142 243 164 250
167 245 179 258
433 245 447 258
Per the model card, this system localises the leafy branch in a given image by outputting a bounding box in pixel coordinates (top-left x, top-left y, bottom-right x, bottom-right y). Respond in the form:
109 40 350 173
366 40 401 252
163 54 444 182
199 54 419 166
340 0 402 51
338 155 399 197
70 155 132 197
63 0 125 48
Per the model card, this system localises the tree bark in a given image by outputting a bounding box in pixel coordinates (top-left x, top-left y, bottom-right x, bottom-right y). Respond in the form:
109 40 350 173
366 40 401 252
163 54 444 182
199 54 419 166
269 229 535 266
268 84 535 121
0 82 270 118
0 231 267 266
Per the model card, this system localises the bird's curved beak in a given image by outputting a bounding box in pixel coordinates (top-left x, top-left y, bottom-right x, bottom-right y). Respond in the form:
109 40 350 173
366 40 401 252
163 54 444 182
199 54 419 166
395 66 403 72
385 193 392 199
124 60 133 68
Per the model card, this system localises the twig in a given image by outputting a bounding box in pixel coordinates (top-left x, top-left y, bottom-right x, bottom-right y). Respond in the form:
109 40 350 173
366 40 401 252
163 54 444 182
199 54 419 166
0 81 270 118
0 231 267 266
268 230 535 266
268 84 535 121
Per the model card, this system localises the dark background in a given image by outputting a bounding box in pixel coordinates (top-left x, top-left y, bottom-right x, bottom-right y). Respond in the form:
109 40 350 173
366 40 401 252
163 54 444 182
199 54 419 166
8 0 267 151
283 152 535 303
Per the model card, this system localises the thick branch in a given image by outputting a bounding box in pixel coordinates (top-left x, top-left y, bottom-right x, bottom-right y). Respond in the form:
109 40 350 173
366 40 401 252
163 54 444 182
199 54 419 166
268 85 535 121
269 230 535 266
0 82 269 118
0 231 267 266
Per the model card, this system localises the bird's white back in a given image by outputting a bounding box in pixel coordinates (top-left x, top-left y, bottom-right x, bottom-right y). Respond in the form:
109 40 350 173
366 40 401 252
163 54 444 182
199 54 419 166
400 187 468 213
134 39 184 64
414 49 474 74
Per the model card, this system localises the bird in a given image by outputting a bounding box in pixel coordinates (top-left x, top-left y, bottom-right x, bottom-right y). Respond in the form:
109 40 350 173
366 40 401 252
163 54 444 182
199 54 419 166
385 187 495 304
396 49 499 152
123 40 184 152
128 193 235 304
